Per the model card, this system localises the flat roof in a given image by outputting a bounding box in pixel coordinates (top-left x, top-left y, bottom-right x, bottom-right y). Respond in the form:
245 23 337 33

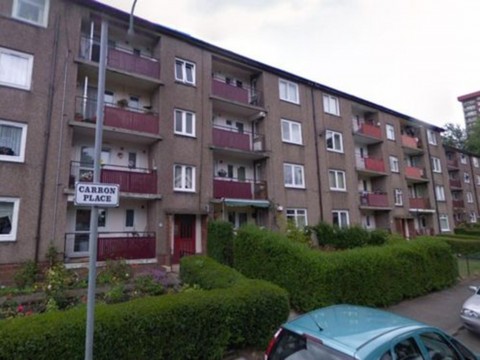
458 90 480 102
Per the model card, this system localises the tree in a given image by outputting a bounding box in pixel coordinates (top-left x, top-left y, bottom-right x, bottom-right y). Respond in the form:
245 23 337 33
441 122 467 150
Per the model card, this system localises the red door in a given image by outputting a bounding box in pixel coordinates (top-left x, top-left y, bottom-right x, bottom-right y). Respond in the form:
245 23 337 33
173 215 196 263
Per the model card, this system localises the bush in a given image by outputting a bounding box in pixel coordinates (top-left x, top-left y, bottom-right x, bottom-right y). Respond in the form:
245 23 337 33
310 223 387 249
97 259 132 285
14 260 38 289
207 220 234 266
312 221 336 247
233 225 458 312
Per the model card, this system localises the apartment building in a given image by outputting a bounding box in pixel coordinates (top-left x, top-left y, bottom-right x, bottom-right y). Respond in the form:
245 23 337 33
0 0 463 274
458 90 480 131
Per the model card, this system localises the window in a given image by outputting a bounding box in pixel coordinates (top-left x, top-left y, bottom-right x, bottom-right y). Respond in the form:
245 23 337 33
173 164 195 192
467 191 474 203
473 157 479 168
470 212 477 223
0 198 20 241
332 210 349 228
394 338 423 360
435 185 446 201
0 47 34 90
175 58 195 85
461 154 468 164
281 119 302 144
464 172 471 183
286 208 307 228
125 209 134 227
174 109 196 137
427 129 437 145
386 124 395 140
329 169 346 191
394 189 403 206
323 94 340 116
12 0 49 27
431 157 442 173
326 130 343 153
439 214 450 232
228 211 248 228
0 120 27 162
279 79 299 104
476 175 480 185
389 156 399 173
284 163 305 188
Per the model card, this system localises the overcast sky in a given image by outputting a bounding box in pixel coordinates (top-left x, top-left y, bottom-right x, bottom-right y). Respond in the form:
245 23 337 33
97 0 480 128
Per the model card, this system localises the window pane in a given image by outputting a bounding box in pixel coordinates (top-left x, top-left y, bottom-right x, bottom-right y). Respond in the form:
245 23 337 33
337 172 345 189
0 202 13 235
284 165 292 185
292 123 301 143
329 171 336 188
282 121 290 141
0 124 22 156
0 52 30 87
294 166 303 185
175 60 183 80
185 64 194 83
125 209 134 227
174 165 182 188
185 167 193 188
185 113 193 134
174 111 183 133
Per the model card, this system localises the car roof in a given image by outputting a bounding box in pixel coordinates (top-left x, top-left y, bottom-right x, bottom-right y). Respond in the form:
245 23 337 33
283 304 430 358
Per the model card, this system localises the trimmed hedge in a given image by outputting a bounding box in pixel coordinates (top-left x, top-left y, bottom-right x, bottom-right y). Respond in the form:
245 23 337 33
234 225 458 312
437 235 480 255
207 220 235 266
0 257 289 359
311 222 388 249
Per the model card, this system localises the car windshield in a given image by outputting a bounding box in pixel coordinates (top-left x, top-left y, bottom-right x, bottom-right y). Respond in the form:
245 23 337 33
268 329 355 360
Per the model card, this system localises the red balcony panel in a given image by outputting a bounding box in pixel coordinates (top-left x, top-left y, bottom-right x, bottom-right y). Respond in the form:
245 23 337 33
360 193 388 207
108 48 160 78
449 179 462 188
101 169 157 194
97 235 156 261
402 135 420 149
359 123 381 138
213 179 252 199
212 79 249 104
104 106 159 134
212 127 250 151
453 200 465 208
447 159 459 168
364 158 385 172
405 166 424 178
409 198 430 209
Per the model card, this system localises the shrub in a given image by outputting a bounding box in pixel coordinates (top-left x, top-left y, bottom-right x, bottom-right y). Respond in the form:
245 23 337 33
13 260 38 289
97 259 132 285
207 220 234 266
133 274 165 296
312 221 336 247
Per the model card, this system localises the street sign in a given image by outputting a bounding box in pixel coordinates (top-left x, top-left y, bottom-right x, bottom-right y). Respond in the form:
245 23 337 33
74 183 119 207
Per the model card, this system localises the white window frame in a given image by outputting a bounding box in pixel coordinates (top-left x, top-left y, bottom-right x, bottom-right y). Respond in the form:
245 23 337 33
386 124 395 140
431 157 442 173
0 120 27 163
332 210 349 228
439 214 450 232
329 169 346 191
427 129 437 145
464 172 471 183
461 154 468 164
389 156 399 173
0 197 20 242
323 94 340 116
12 0 49 27
173 164 196 192
279 79 299 104
174 109 196 137
467 191 474 203
286 208 308 228
283 163 305 188
435 185 446 201
326 130 343 153
281 119 302 145
0 47 34 90
175 58 195 85
473 157 479 168
394 188 403 206
470 212 477 223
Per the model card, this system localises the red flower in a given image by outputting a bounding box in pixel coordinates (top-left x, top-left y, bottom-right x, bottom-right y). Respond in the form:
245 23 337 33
17 304 24 313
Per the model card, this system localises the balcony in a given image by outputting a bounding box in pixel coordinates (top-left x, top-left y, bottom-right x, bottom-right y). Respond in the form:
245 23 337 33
212 126 265 153
70 161 157 195
64 232 156 261
405 166 428 183
453 200 465 208
401 135 423 154
211 76 262 107
409 197 431 209
449 179 462 188
447 158 459 169
359 192 389 208
356 156 386 175
353 122 382 144
74 97 159 135
213 178 267 200
79 36 160 79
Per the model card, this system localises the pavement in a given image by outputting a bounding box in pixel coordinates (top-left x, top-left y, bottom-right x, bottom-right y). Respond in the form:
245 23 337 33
225 275 480 360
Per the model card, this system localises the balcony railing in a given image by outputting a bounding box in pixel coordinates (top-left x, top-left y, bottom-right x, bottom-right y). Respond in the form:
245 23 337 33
212 126 265 152
409 197 431 209
70 161 157 194
75 97 159 135
401 135 422 149
79 36 160 78
447 158 459 168
452 200 465 208
359 192 389 207
405 166 426 179
354 123 382 139
64 232 156 261
356 156 385 173
449 179 462 188
211 76 262 106
213 178 267 200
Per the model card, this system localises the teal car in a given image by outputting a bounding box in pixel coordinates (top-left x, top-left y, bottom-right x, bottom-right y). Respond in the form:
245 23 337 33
265 304 478 360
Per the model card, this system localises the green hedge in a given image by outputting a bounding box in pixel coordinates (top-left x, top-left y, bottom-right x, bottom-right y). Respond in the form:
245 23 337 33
311 222 388 249
454 228 480 237
180 256 290 349
207 221 235 266
0 256 289 359
234 225 458 312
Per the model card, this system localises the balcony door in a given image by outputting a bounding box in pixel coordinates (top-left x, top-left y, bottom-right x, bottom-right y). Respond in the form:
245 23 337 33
73 208 106 256
172 215 196 263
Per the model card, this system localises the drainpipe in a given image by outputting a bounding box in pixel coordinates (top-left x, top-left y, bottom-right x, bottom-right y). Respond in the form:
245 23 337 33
34 14 60 263
311 88 324 222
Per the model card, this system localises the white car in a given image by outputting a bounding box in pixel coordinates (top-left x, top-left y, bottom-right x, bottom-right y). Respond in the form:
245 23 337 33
461 285 480 333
